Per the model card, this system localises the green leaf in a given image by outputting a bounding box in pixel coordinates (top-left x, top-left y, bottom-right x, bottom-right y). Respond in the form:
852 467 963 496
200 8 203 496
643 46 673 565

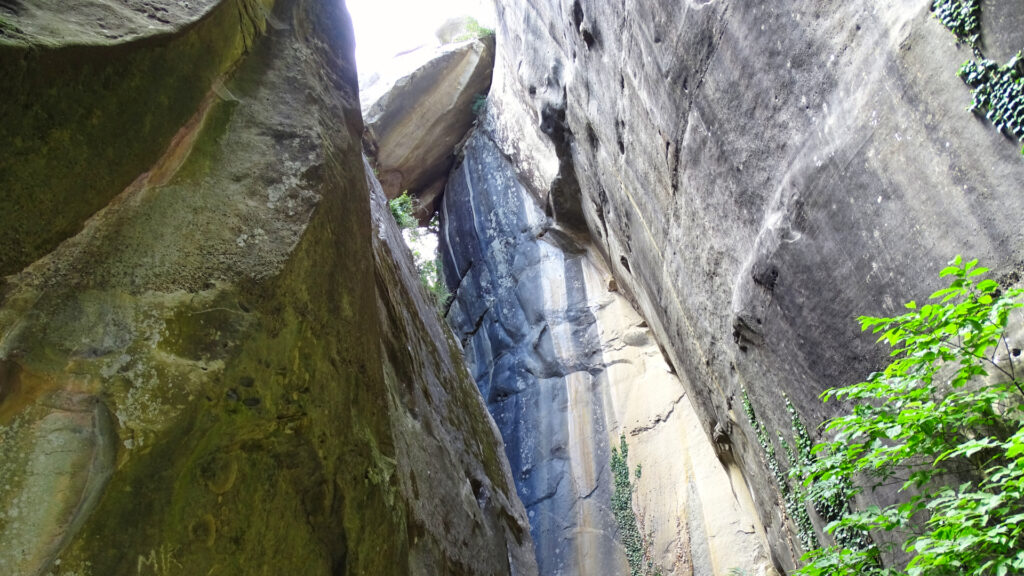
977 279 999 292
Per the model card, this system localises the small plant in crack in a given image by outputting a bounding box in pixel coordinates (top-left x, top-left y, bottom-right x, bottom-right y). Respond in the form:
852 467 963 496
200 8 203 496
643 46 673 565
611 434 661 576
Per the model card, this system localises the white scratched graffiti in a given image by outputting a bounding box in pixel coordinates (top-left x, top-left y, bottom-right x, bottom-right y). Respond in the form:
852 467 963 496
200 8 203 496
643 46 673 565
136 545 181 575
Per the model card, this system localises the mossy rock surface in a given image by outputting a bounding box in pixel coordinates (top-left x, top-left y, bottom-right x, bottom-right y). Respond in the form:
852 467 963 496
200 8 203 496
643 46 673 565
0 0 271 277
0 0 535 574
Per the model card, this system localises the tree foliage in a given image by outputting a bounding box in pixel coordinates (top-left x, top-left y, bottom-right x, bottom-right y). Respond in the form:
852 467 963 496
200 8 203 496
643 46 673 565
388 193 451 312
451 17 494 42
797 256 1024 576
389 191 418 230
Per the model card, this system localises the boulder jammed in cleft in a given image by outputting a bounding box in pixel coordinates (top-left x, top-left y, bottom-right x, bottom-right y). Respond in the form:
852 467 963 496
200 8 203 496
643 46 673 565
361 35 495 222
0 1 534 575
5 0 1024 574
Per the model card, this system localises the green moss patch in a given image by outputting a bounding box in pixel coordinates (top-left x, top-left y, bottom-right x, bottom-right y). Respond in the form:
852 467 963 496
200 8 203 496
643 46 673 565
0 0 265 276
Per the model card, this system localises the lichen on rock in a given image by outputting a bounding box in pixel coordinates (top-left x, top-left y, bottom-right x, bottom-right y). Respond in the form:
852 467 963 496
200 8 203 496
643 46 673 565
0 1 534 575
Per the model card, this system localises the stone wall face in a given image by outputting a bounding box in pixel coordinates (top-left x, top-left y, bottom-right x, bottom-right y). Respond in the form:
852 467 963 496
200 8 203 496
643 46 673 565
0 0 273 277
0 2 535 575
483 0 1024 569
441 130 774 575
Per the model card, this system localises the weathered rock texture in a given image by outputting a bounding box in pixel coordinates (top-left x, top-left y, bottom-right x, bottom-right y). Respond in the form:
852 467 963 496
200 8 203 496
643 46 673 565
0 1 535 575
362 36 494 220
441 130 775 575
368 160 537 576
481 0 1024 571
0 0 269 277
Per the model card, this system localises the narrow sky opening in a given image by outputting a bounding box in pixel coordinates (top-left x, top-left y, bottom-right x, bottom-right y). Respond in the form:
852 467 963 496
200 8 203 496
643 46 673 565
346 0 495 82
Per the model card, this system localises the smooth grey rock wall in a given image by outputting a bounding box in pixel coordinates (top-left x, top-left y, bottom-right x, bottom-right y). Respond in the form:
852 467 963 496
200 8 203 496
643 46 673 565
441 130 773 575
483 0 1024 570
441 131 626 576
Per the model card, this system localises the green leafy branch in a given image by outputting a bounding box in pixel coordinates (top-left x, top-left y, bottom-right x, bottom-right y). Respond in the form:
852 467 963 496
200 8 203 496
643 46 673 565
388 193 451 312
389 191 418 230
797 256 1024 576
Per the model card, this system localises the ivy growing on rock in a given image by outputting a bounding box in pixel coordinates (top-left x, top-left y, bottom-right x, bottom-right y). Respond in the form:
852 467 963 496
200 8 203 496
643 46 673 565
931 0 1024 154
741 390 819 553
958 54 1024 151
787 399 870 555
931 0 981 47
610 435 660 576
611 435 644 574
796 257 1024 576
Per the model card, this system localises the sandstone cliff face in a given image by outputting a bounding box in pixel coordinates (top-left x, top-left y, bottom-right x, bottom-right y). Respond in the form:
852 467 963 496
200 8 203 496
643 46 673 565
441 129 775 575
0 1 534 575
0 0 272 277
481 0 1024 570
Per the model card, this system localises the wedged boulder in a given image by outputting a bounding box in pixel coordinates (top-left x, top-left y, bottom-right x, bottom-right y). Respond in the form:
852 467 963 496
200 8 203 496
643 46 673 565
0 1 535 574
362 36 494 220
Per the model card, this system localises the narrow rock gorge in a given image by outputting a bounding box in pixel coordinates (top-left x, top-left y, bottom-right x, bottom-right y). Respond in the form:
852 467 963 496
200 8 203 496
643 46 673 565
440 129 772 575
2 0 1024 575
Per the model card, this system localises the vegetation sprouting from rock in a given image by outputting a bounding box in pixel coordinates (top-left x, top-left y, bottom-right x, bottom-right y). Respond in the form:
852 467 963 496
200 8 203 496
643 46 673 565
610 434 660 576
741 390 820 554
958 54 1024 150
931 0 981 47
471 93 488 117
452 17 494 42
796 257 1024 576
389 191 418 229
388 192 452 311
931 0 1024 154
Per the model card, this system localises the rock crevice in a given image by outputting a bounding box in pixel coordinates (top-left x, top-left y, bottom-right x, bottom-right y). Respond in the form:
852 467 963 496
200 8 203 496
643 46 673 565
441 127 773 575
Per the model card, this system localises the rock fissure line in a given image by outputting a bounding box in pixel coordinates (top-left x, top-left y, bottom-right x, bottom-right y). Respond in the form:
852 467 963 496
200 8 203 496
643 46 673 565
628 393 686 436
